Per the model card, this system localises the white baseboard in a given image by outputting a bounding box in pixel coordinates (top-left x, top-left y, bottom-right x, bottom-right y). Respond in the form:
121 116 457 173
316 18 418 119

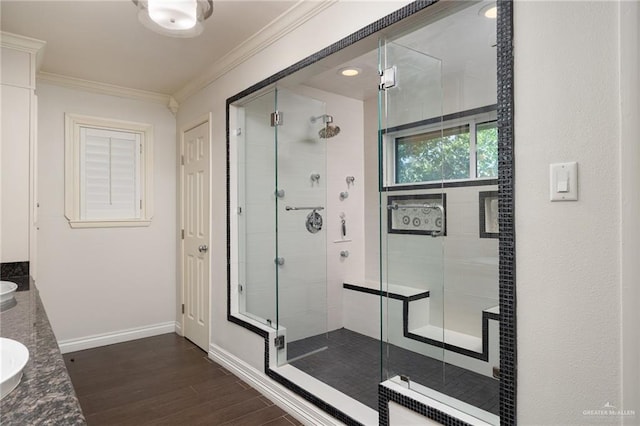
58 321 176 354
209 343 343 426
175 321 183 336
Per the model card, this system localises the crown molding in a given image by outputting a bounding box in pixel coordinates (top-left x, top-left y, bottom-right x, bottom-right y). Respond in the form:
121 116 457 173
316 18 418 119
1 31 47 70
172 0 338 103
37 71 178 112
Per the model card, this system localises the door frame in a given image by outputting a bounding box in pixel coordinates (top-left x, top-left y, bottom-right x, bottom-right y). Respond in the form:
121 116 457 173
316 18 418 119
178 113 212 347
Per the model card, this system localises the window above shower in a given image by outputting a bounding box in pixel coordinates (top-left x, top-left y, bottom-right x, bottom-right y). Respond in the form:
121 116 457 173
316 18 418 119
383 107 498 188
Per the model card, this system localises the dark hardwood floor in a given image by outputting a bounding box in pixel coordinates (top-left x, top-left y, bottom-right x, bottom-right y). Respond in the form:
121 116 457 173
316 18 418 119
63 333 302 426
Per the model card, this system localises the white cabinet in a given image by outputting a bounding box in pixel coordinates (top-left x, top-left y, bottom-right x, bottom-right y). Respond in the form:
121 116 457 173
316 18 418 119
1 33 45 274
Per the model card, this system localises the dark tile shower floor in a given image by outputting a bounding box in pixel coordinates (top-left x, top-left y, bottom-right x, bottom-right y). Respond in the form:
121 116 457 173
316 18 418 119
287 328 499 415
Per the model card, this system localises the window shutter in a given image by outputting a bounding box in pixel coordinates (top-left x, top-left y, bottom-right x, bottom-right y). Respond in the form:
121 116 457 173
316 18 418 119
79 127 141 220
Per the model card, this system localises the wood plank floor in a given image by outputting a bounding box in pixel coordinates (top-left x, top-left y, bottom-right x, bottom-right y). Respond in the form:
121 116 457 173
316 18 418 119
63 333 302 426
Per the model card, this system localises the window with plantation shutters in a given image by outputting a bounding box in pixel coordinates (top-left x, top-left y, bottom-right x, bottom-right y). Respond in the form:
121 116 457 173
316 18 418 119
65 114 153 228
80 127 141 220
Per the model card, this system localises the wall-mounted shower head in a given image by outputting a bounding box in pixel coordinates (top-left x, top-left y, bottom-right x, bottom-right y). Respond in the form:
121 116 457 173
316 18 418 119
319 125 340 139
310 114 333 124
310 114 340 139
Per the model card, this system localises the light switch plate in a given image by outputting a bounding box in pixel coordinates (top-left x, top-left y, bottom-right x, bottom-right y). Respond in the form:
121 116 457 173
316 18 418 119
550 162 578 201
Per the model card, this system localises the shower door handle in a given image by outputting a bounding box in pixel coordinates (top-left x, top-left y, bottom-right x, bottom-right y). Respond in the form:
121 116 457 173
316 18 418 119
430 205 445 237
274 257 285 266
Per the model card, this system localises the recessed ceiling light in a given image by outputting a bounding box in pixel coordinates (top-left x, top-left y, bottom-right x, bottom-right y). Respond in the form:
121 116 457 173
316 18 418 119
339 67 361 77
479 3 497 19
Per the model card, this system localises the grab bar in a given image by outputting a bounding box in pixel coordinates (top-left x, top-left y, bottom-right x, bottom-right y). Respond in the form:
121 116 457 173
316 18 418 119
285 206 324 211
387 203 445 237
388 203 439 210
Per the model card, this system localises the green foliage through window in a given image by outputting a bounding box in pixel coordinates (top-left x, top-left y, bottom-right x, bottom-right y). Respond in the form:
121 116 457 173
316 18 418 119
476 121 498 178
394 120 498 184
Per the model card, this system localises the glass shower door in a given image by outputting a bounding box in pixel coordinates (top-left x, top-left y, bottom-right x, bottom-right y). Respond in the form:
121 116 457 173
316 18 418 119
378 39 447 392
274 87 329 366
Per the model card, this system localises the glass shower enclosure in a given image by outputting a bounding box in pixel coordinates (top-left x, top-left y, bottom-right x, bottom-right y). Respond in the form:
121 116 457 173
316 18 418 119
235 86 330 365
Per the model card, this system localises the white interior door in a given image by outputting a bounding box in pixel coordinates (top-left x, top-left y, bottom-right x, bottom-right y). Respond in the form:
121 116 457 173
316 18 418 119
182 120 210 351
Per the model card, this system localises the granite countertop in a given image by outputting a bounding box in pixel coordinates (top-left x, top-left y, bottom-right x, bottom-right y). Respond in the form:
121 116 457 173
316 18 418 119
0 279 86 425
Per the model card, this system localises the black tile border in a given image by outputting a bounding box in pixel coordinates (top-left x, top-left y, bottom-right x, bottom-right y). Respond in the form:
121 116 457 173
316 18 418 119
404 310 499 363
344 282 498 362
496 1 516 425
224 0 516 425
344 282 430 302
379 384 473 426
479 191 500 239
384 179 498 192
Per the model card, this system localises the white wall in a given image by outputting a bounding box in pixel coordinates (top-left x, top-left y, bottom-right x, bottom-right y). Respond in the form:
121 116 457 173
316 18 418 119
36 83 177 344
514 1 626 423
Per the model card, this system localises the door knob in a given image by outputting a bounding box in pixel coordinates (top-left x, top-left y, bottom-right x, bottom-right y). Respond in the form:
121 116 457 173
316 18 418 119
198 245 209 253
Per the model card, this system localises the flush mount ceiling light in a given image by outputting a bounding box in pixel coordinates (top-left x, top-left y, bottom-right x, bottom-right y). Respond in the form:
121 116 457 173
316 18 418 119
339 67 361 77
133 0 213 38
479 3 497 19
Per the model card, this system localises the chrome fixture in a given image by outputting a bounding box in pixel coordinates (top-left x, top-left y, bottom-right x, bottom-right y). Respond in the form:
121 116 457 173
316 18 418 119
310 173 321 183
274 257 285 266
388 203 446 237
305 210 323 234
345 176 355 187
270 111 283 127
310 114 333 124
340 250 349 258
275 189 285 198
340 212 347 238
310 114 340 139
132 0 213 38
339 191 349 200
319 125 340 139
285 206 324 211
198 244 208 253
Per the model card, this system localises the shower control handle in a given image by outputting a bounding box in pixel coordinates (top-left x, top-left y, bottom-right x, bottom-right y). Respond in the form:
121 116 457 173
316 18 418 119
198 245 209 253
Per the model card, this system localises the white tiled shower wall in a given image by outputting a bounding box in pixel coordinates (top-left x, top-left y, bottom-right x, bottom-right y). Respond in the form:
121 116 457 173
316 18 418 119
240 85 365 342
381 186 499 337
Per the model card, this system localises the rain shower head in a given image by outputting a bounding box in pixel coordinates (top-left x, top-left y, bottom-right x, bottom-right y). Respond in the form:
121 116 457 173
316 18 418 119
319 124 340 139
310 114 340 139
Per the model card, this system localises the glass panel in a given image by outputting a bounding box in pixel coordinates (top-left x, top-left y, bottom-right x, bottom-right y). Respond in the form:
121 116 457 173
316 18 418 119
379 4 500 422
274 87 329 366
379 38 447 394
237 90 278 329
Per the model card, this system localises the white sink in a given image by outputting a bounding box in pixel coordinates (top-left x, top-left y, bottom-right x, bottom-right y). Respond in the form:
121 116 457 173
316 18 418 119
0 338 29 400
0 281 18 306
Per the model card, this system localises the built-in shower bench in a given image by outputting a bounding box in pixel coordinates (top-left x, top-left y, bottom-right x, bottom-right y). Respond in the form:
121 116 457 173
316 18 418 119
343 282 499 363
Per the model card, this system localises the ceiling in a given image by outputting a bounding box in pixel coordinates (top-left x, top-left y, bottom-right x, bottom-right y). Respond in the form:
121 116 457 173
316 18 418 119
0 0 304 96
301 1 497 101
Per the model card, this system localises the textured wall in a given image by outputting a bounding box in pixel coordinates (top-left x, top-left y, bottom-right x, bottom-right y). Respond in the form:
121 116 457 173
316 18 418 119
514 2 623 423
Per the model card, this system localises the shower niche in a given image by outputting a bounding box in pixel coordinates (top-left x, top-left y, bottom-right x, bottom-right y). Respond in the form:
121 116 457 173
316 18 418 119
228 1 512 425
